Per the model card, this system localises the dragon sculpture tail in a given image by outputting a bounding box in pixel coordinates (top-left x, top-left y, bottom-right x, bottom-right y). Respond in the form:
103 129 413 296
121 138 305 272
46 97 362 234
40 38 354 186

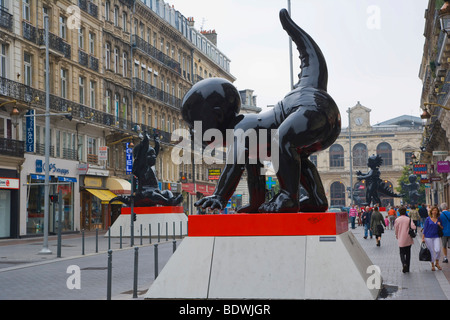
378 182 403 198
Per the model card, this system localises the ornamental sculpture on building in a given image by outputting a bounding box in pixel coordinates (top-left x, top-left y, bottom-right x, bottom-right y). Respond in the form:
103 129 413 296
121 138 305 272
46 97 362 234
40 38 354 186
181 9 341 213
110 131 183 207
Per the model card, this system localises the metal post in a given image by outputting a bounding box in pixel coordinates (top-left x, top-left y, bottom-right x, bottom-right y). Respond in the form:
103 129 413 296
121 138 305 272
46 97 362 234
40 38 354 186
173 221 175 240
120 226 122 249
57 189 63 258
154 243 159 279
107 249 112 300
108 227 111 250
180 221 182 239
165 222 168 241
173 240 176 253
149 224 151 244
95 228 98 253
82 229 85 255
130 175 135 247
140 224 143 245
133 247 139 298
39 15 52 255
348 107 354 206
158 223 160 242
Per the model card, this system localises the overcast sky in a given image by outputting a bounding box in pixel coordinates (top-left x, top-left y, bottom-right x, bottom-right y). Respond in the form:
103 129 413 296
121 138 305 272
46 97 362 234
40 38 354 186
170 0 429 127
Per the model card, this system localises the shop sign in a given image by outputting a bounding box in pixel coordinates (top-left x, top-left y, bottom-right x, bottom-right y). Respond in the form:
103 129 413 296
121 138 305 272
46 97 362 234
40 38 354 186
126 143 133 175
433 151 448 156
98 146 108 161
431 176 442 182
208 168 221 180
0 178 19 189
35 159 70 176
437 161 450 173
25 110 35 152
413 164 428 175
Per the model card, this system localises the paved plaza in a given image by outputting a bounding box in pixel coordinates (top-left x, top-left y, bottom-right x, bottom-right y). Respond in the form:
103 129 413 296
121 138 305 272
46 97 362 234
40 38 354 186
0 223 449 300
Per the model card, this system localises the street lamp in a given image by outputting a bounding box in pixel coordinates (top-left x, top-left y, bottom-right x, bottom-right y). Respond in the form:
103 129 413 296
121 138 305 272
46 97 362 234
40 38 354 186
420 102 450 119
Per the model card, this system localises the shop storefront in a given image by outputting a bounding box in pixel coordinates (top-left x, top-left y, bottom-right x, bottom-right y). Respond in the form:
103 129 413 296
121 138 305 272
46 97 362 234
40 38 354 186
0 174 20 238
20 155 79 237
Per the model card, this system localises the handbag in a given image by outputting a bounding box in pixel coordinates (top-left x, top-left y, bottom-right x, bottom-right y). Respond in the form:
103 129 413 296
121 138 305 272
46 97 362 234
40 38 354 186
438 226 443 238
376 223 384 234
419 242 431 261
408 218 416 238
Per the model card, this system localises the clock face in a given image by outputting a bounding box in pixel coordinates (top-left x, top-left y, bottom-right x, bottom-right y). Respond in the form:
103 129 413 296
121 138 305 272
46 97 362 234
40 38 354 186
355 117 363 126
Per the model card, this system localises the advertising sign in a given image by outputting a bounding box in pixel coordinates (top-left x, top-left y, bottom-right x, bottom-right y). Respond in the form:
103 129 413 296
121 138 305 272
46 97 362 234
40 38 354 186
98 146 108 161
25 110 35 152
437 161 450 173
208 168 221 180
126 143 133 175
413 164 428 175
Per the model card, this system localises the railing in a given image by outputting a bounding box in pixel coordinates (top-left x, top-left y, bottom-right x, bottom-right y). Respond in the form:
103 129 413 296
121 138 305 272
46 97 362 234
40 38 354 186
78 50 99 72
0 137 24 158
0 7 13 32
37 29 71 59
78 0 98 18
22 21 37 43
35 144 55 157
131 35 181 75
87 154 98 164
0 76 175 145
132 77 181 110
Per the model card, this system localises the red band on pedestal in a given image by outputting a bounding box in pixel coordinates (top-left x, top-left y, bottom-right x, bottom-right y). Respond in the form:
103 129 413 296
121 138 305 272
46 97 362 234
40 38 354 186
121 206 184 214
188 212 348 237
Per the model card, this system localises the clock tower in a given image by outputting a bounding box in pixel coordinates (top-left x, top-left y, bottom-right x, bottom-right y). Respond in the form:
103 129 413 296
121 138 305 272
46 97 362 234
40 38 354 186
349 101 371 132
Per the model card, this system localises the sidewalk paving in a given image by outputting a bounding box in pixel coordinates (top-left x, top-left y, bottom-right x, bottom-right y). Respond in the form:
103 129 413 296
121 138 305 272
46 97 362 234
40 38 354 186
0 224 449 300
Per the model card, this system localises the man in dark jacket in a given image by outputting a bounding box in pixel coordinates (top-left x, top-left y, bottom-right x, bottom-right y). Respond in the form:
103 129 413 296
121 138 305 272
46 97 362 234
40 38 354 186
418 203 428 230
362 206 373 239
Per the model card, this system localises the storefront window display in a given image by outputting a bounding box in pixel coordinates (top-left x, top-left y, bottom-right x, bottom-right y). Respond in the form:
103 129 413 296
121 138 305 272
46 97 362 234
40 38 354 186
26 175 75 235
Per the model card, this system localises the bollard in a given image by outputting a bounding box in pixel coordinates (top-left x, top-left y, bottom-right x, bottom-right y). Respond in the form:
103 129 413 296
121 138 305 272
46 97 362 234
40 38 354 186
140 224 143 246
158 223 160 243
173 222 175 240
180 221 182 239
165 222 168 241
96 228 98 253
149 224 152 244
154 243 159 279
173 240 177 253
107 249 112 300
120 226 122 249
108 227 111 250
133 247 139 299
82 229 85 255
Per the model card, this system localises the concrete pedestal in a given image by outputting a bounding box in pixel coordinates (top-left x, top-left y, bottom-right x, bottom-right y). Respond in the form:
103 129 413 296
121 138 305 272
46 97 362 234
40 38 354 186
107 206 187 238
144 213 382 300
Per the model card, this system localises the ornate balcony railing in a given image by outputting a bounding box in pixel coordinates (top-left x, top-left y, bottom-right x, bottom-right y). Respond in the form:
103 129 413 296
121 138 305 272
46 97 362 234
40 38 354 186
37 29 71 59
0 137 24 158
89 55 99 72
132 77 182 110
0 7 13 32
78 0 98 18
78 50 88 68
0 76 174 145
22 21 37 43
131 35 181 75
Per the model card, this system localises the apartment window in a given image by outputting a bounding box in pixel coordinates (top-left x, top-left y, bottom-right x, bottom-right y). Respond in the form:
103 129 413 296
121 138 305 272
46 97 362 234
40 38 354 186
56 130 60 157
0 43 7 78
114 47 119 73
89 81 95 109
78 27 85 50
122 52 128 77
88 32 95 55
105 43 111 70
122 97 127 120
60 69 67 98
24 52 32 86
105 90 111 113
114 93 119 119
113 6 119 26
87 137 97 155
105 1 110 21
141 106 145 125
23 0 30 21
59 16 67 40
122 12 128 32
148 109 152 127
79 76 85 105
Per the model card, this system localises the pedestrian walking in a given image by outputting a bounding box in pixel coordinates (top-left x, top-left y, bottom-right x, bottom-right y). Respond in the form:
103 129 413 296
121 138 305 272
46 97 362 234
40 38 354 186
388 206 397 230
422 206 444 271
349 205 357 230
394 207 416 273
361 206 373 239
440 203 450 263
419 203 428 230
409 205 420 235
370 206 386 247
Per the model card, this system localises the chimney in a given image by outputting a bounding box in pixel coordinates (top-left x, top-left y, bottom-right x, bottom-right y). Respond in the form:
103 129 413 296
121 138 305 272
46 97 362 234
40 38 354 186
187 17 195 27
201 29 217 46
